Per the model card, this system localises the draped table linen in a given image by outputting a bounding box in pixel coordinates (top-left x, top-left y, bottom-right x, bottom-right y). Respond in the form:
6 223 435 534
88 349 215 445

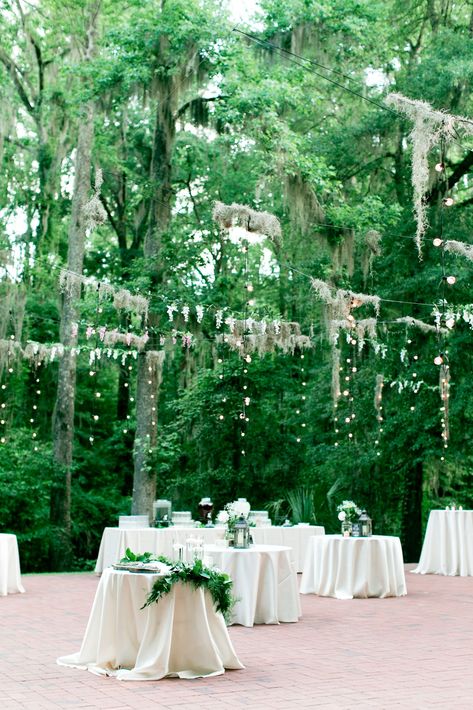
0 534 25 596
412 510 473 576
57 569 243 680
300 535 407 599
250 525 324 572
204 544 301 626
95 525 324 574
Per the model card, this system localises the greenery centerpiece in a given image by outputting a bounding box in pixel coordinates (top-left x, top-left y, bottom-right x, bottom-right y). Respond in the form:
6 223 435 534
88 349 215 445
119 549 235 623
337 500 362 536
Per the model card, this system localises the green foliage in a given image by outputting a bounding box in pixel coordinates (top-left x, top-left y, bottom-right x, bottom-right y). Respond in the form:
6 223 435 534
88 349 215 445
2 0 473 569
121 550 236 623
0 430 53 571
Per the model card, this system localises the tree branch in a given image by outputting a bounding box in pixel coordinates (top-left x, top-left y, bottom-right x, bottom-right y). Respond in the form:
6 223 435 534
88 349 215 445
175 95 225 122
427 151 473 203
0 49 35 115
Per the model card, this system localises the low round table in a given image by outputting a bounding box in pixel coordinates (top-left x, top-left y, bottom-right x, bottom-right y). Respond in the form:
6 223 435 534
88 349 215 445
57 569 243 680
300 535 407 599
0 534 25 597
204 544 301 626
412 510 473 576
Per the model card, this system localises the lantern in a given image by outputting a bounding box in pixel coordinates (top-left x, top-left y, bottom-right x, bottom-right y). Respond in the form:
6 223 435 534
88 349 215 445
358 510 372 537
234 515 250 549
153 499 172 527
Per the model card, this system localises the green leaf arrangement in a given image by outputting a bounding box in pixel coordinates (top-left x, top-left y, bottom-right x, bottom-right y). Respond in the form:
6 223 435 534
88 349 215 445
120 549 235 623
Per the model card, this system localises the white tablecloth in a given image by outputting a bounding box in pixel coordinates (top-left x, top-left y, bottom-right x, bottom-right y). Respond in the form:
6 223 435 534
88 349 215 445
94 527 223 573
0 534 25 596
204 544 301 626
251 525 324 572
57 569 243 680
95 525 324 574
412 510 473 576
300 535 407 599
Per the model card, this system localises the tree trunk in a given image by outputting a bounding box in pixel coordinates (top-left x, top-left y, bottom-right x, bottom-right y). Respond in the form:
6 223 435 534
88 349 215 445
49 4 100 570
401 460 423 563
131 72 175 516
131 351 164 518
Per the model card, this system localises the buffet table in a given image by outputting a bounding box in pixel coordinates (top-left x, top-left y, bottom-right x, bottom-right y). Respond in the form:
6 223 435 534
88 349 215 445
412 509 473 576
95 525 324 574
204 544 301 626
0 534 25 597
57 568 243 680
300 535 407 599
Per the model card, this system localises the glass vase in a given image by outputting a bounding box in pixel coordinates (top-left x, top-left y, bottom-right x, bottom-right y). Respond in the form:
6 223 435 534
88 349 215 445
341 521 352 536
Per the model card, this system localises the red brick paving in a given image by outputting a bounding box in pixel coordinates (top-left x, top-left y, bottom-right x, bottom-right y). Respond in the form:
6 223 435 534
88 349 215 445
0 565 472 709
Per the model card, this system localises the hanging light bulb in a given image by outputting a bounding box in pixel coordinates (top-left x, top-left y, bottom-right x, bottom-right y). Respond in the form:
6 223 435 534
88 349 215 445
432 237 443 247
434 354 444 366
245 355 252 363
446 275 456 285
343 390 349 396
443 197 454 207
219 415 224 420
246 283 254 292
435 162 444 172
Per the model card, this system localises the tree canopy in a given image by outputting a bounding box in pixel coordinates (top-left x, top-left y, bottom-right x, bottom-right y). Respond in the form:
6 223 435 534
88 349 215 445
1 0 473 569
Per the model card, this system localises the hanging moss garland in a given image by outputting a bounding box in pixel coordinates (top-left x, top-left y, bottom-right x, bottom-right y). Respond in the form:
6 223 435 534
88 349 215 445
119 550 235 623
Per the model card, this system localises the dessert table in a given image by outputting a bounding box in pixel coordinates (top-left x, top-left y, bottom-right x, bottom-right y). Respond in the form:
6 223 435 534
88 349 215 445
204 544 301 626
0 534 25 596
412 509 473 576
57 568 243 680
95 525 324 574
300 535 407 599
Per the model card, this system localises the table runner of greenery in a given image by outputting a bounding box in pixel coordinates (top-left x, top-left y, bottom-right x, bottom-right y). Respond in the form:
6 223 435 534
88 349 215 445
120 549 235 622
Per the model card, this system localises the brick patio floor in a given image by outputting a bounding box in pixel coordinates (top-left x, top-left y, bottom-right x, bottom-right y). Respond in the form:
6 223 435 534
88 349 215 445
1 565 473 709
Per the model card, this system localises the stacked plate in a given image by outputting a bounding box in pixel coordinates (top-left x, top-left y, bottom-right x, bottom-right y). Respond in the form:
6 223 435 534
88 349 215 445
171 511 194 527
248 511 272 527
118 515 150 529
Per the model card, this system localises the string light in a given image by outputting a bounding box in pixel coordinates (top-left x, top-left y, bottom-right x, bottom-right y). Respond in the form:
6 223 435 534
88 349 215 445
433 238 443 247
